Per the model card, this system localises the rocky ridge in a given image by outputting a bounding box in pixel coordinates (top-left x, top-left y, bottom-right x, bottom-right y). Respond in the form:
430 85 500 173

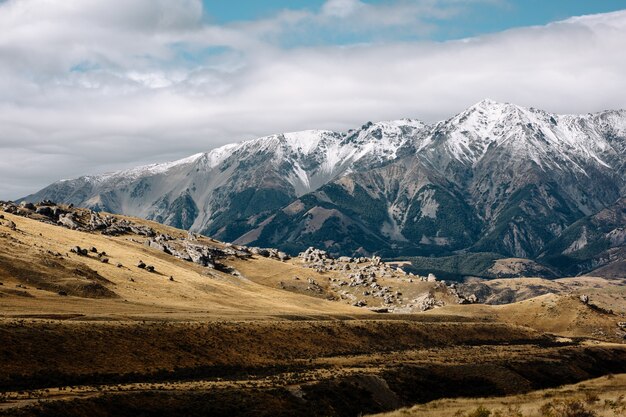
296 247 471 311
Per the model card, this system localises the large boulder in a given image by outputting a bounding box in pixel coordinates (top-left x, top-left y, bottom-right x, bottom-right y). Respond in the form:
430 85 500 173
19 202 35 210
58 213 81 230
0 218 16 231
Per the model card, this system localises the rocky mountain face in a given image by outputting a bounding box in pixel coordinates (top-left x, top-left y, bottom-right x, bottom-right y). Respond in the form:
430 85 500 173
539 197 626 277
24 120 424 243
228 100 626 260
22 100 626 273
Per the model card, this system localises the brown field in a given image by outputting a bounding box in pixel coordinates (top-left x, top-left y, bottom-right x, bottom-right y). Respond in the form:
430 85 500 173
1 208 625 416
372 373 626 417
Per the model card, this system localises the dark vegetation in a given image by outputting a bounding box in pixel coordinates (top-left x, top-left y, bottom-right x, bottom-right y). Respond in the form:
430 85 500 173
394 252 504 281
0 319 545 391
3 346 626 417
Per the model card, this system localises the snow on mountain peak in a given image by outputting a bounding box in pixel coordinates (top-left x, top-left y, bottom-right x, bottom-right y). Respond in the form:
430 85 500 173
437 99 521 163
92 152 205 183
434 99 623 172
472 98 502 108
52 103 626 201
201 143 239 168
281 130 337 154
25 100 626 252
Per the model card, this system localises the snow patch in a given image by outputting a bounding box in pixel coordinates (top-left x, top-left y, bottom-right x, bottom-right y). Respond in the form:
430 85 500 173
204 143 239 168
282 130 334 154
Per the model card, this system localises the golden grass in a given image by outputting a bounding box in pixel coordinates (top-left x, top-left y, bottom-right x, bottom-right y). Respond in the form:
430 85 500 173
425 292 624 341
370 373 626 417
0 212 363 320
1 209 626 417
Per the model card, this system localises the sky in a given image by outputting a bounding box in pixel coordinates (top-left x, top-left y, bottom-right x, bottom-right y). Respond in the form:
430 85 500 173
1 0 626 199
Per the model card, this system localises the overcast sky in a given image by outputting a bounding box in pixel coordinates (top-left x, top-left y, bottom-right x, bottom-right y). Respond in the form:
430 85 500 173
1 0 626 200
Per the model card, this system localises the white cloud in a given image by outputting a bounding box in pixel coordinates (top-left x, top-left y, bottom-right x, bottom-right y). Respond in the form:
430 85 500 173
0 0 625 199
322 0 364 18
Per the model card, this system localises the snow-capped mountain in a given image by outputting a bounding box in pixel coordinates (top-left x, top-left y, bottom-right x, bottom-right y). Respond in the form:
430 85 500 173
23 119 427 242
22 100 626 270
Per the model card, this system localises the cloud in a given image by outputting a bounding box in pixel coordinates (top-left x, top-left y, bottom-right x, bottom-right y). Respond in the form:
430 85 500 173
0 0 625 199
322 0 364 18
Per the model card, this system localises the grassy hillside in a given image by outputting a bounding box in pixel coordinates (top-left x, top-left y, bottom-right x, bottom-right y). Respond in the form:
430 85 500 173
1 202 625 417
372 373 626 417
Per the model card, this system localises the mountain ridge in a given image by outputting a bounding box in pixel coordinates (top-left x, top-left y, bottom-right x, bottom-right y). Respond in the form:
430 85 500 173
22 100 626 274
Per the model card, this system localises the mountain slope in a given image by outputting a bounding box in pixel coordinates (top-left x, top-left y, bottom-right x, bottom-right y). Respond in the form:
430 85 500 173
23 121 426 243
237 101 626 259
235 156 482 256
419 100 625 257
539 197 626 276
0 202 369 319
22 100 626 266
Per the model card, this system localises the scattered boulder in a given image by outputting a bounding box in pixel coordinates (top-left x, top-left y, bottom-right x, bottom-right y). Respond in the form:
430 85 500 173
250 247 270 257
137 261 146 269
35 206 54 217
58 213 81 230
184 243 217 267
1 203 17 214
70 246 89 256
580 294 590 304
299 247 332 264
462 294 478 304
145 265 155 273
19 202 35 210
0 218 16 231
413 293 444 311
145 233 249 270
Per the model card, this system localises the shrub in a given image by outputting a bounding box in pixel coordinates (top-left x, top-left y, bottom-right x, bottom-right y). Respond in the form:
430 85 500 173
492 405 523 417
584 393 600 405
467 405 492 417
540 399 597 417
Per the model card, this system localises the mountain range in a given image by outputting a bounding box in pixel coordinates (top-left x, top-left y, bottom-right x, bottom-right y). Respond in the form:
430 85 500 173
22 99 626 276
